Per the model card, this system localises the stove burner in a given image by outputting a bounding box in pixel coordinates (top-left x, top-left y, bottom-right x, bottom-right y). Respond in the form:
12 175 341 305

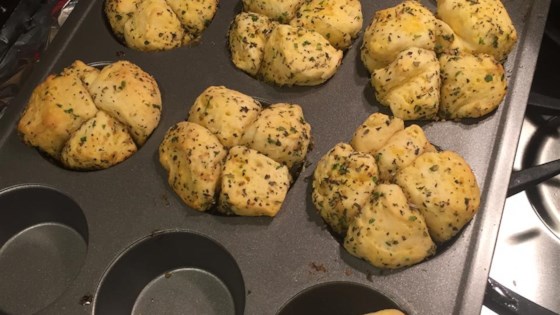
524 116 560 239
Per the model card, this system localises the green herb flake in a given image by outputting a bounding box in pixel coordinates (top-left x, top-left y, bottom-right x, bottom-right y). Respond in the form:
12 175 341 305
484 74 493 82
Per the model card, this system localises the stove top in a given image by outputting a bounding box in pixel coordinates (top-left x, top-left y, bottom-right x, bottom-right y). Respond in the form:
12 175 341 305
483 2 560 314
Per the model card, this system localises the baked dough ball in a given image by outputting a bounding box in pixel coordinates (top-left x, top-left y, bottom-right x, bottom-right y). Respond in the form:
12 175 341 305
290 0 363 50
242 0 304 23
259 24 343 86
166 0 218 37
375 125 429 181
18 71 98 158
228 12 276 76
395 151 481 243
219 145 291 216
240 103 311 168
105 0 141 39
18 60 161 170
89 60 162 145
61 111 137 169
188 86 262 147
361 0 436 72
434 19 471 56
312 143 378 234
105 0 218 51
372 48 440 120
350 113 404 155
61 60 100 89
439 53 506 119
437 0 517 62
161 87 312 217
123 0 183 50
344 184 436 269
159 122 227 211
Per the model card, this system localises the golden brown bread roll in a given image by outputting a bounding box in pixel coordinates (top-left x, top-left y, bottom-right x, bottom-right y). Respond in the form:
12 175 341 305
18 60 161 170
242 0 304 23
240 103 311 168
259 24 343 86
105 0 219 51
89 60 162 145
375 125 429 181
312 143 378 234
228 12 276 76
18 72 99 159
395 151 481 243
312 113 481 268
161 87 312 217
159 121 227 211
188 86 262 148
344 184 436 269
361 1 437 72
372 48 440 120
290 0 363 50
61 111 137 169
439 53 507 119
437 0 517 62
219 145 291 216
350 113 405 155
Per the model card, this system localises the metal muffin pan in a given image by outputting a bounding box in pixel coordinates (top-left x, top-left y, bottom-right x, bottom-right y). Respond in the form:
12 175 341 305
0 0 550 314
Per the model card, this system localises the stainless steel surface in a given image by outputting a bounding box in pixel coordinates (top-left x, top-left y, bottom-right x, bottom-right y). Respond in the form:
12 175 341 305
0 0 550 314
483 7 560 313
486 114 560 315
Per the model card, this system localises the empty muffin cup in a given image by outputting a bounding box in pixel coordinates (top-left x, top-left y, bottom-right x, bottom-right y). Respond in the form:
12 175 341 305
278 282 403 315
0 185 89 315
94 231 245 315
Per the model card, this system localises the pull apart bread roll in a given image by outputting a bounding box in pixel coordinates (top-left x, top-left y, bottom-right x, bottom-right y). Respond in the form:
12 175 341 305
89 61 162 145
374 125 430 182
159 122 227 211
290 0 363 50
229 12 276 76
18 60 161 170
240 103 311 168
312 113 479 268
219 146 291 216
61 111 137 169
105 0 218 50
350 113 433 181
259 24 343 86
361 0 437 73
312 143 379 234
188 86 262 147
350 113 405 155
230 0 359 86
372 48 440 120
437 0 517 62
362 0 515 120
242 0 304 23
395 151 481 243
160 86 312 216
18 67 99 159
439 53 506 119
344 184 436 269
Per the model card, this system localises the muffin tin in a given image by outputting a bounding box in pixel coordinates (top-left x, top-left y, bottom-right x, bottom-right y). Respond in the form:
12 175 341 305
0 0 550 314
